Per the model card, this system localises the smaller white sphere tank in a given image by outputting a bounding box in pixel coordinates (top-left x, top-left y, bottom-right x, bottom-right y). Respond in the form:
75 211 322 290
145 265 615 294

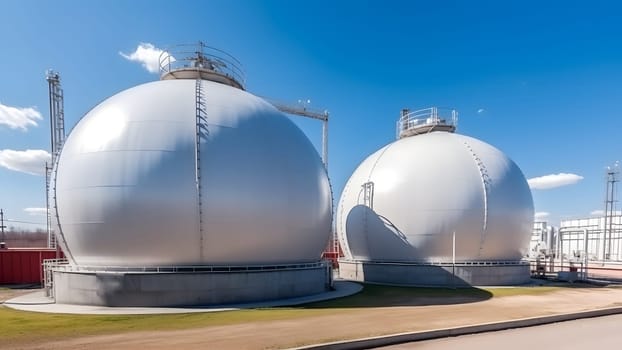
337 107 534 286
49 44 333 307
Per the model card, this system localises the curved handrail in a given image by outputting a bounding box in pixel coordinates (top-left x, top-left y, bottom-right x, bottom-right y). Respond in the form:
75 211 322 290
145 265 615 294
396 107 458 139
159 42 245 89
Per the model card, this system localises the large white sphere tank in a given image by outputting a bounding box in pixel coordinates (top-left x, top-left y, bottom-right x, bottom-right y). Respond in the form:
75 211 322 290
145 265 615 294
53 56 332 267
337 109 533 262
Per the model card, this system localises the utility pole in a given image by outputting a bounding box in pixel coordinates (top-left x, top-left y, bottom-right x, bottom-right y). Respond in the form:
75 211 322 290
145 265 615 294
0 208 6 248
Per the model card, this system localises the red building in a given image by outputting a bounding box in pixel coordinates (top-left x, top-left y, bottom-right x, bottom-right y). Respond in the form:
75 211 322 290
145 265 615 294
0 248 62 284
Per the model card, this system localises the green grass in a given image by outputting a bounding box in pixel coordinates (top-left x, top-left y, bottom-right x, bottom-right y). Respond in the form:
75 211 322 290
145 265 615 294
0 307 334 345
0 284 567 345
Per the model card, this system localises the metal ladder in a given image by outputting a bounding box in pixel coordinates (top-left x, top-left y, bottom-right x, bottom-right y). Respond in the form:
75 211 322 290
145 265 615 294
45 163 56 249
195 79 208 258
463 141 492 255
362 181 375 209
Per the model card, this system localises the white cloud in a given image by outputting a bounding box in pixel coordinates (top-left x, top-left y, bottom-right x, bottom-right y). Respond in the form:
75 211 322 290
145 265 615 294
0 149 51 175
0 102 43 131
119 43 172 74
24 207 47 216
534 212 550 220
477 108 485 114
528 173 584 190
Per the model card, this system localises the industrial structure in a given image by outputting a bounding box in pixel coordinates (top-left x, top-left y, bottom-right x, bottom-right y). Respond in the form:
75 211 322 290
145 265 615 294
1 248 59 284
46 43 333 307
558 216 622 263
529 163 621 263
528 162 621 281
269 99 329 169
529 221 557 258
337 107 534 286
529 217 622 281
45 70 65 250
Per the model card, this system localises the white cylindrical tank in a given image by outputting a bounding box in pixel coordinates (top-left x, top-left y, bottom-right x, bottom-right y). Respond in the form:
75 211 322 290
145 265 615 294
54 78 332 266
337 129 533 262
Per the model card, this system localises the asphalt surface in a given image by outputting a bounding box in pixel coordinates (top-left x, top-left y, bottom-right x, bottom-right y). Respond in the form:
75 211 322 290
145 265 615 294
380 314 622 349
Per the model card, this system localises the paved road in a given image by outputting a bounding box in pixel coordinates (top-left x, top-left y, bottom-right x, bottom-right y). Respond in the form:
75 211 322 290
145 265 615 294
381 314 622 349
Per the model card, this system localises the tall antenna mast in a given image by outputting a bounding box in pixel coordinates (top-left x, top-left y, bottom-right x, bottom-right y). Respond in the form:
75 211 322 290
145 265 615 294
603 161 619 260
46 70 65 249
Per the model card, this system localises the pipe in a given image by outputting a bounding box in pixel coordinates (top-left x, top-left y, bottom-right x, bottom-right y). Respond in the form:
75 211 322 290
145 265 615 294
322 113 328 169
583 229 589 280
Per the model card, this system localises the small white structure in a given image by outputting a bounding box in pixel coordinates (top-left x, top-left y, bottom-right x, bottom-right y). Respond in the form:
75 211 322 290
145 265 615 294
529 221 557 258
337 107 534 286
49 43 333 306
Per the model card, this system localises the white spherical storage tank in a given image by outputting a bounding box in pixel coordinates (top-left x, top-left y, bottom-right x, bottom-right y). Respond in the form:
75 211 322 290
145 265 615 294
336 108 534 286
54 79 332 267
49 45 334 306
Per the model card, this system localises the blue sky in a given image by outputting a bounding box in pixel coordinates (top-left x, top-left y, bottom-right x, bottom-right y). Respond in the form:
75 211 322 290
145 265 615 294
0 0 621 230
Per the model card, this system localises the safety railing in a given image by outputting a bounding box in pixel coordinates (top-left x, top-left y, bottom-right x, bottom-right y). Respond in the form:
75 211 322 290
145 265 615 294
159 42 245 89
340 259 529 266
47 261 329 274
42 258 69 298
396 107 458 139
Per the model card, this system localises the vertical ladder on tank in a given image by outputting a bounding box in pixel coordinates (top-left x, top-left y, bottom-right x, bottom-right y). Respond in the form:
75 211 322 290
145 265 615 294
463 142 492 256
195 79 208 258
362 181 375 209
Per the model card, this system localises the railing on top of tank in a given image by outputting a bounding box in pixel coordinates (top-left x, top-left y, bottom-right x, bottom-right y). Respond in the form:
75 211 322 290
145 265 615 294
342 259 530 266
396 107 458 138
159 42 246 88
47 260 329 273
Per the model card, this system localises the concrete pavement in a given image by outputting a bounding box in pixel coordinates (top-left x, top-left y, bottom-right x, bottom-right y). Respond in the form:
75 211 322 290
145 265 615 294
381 313 622 349
3 280 362 315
